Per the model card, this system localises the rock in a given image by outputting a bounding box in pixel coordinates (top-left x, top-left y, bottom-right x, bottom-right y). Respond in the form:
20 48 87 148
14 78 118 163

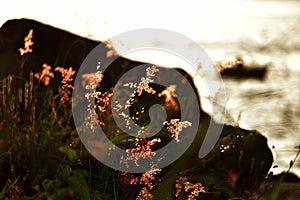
273 172 300 182
0 18 99 79
206 128 274 195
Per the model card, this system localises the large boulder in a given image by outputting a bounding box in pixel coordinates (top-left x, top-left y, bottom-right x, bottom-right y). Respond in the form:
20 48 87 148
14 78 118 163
0 18 273 198
0 18 99 78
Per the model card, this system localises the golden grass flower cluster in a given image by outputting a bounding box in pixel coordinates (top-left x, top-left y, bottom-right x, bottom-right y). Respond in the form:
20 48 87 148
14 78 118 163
120 168 161 200
82 67 109 130
123 65 158 97
121 138 161 167
136 187 153 200
95 91 112 113
34 64 76 102
81 71 103 90
139 168 161 190
84 90 102 131
175 176 205 199
34 63 54 86
18 29 34 56
55 67 76 103
163 119 192 142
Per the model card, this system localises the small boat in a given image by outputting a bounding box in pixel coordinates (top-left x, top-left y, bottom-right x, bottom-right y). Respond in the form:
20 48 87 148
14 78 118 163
216 58 268 80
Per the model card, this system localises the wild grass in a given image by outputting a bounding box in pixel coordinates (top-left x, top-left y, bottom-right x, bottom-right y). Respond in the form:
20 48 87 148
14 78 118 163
0 29 299 200
0 29 203 200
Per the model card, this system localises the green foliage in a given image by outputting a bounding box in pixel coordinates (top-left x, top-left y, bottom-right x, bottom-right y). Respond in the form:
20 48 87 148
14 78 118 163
0 73 118 199
59 146 77 162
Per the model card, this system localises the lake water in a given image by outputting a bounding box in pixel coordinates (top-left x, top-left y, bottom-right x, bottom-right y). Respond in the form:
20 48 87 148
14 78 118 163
1 0 299 175
199 2 300 175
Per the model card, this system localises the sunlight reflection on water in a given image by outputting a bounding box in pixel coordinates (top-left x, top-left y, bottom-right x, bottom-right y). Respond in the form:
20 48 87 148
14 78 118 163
220 60 300 175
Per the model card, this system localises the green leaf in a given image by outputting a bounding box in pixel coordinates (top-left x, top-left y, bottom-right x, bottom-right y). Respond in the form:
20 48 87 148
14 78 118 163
0 181 8 199
58 145 69 153
68 149 77 161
